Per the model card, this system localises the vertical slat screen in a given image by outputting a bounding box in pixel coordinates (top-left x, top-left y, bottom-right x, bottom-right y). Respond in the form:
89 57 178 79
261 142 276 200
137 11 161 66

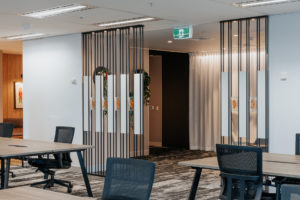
220 16 269 151
82 25 145 176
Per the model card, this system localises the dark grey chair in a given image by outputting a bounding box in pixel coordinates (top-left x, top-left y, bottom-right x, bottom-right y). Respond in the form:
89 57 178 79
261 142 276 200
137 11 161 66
216 144 263 200
272 134 300 198
0 123 16 178
102 158 156 200
28 126 75 193
281 184 300 200
0 123 14 138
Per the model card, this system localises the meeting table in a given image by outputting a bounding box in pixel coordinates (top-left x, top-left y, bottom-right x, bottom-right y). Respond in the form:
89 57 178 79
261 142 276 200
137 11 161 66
179 153 300 200
0 137 94 197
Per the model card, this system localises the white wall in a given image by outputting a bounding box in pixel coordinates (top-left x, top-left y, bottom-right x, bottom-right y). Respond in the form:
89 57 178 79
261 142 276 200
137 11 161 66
269 12 300 154
23 34 82 166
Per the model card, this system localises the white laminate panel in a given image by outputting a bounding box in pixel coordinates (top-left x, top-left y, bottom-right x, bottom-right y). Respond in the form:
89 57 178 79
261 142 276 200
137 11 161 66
121 74 129 134
221 72 229 137
134 73 143 135
258 71 266 139
239 71 247 138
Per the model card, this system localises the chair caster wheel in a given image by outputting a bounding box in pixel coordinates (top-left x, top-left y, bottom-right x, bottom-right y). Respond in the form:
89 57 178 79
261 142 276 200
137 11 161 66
67 187 72 193
67 184 73 193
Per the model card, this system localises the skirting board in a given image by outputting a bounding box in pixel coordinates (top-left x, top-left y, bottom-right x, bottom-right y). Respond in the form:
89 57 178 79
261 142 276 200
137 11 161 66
149 141 162 147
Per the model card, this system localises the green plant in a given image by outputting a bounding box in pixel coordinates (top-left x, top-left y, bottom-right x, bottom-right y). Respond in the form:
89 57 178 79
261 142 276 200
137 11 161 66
135 69 151 105
94 66 109 97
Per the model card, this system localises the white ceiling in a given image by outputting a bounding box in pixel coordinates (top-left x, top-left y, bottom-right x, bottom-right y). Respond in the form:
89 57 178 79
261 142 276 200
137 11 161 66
0 0 300 54
145 23 220 53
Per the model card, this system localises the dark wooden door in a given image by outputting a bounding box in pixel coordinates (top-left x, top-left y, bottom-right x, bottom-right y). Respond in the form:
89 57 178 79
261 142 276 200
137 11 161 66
150 51 189 149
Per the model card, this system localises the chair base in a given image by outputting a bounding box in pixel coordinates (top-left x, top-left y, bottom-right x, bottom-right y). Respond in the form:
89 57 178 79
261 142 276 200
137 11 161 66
1 171 16 178
9 171 16 178
31 175 73 193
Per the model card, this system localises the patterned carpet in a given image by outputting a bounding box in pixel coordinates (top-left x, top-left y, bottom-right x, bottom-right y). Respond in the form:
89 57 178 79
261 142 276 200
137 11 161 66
8 148 220 200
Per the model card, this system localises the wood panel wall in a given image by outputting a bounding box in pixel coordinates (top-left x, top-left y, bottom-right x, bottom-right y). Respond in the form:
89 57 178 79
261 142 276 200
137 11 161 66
2 54 23 119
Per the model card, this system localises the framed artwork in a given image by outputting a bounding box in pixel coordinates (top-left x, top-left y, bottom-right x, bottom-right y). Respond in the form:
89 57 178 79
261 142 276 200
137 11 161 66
14 82 23 109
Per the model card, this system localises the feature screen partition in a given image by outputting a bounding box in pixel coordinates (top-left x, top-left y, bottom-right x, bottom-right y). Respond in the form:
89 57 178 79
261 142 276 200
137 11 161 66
82 25 144 176
220 17 269 151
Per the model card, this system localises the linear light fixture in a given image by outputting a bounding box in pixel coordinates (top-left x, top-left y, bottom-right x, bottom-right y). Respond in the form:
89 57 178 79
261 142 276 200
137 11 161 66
21 4 87 19
6 33 45 40
98 17 156 27
233 0 300 7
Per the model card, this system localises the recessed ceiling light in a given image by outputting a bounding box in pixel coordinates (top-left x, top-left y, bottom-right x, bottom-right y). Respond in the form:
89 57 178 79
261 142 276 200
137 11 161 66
233 34 238 37
168 40 173 43
6 33 45 40
233 0 300 7
97 17 156 27
21 4 88 19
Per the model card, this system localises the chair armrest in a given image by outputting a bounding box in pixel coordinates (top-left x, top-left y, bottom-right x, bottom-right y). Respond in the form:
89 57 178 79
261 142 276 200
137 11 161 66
281 184 300 195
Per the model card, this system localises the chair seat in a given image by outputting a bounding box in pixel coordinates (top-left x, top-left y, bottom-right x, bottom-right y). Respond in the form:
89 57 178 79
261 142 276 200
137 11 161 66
273 177 300 185
28 158 60 169
28 158 71 169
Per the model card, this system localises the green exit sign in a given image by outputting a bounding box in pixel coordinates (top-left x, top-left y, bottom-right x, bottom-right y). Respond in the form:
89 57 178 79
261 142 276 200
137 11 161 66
173 26 193 39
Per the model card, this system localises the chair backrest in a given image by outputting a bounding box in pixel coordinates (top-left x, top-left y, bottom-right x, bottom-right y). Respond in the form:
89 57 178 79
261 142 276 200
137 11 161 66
281 184 300 200
296 134 300 155
0 123 14 138
216 144 262 178
102 158 156 200
54 126 75 167
54 126 75 143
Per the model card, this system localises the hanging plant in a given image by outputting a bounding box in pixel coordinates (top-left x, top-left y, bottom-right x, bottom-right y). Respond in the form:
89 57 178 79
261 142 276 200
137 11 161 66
93 66 109 97
135 69 151 105
94 66 110 115
93 67 151 117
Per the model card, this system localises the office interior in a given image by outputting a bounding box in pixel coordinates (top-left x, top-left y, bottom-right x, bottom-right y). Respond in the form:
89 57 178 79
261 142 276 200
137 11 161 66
0 0 300 199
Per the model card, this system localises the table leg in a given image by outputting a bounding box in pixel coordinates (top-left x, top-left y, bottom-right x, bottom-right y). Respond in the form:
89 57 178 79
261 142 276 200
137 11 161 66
77 151 93 197
0 159 4 189
188 168 202 200
3 158 10 189
276 182 281 200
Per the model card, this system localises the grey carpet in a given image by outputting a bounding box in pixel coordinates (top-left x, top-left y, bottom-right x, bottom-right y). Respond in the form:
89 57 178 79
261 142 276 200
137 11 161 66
8 149 220 200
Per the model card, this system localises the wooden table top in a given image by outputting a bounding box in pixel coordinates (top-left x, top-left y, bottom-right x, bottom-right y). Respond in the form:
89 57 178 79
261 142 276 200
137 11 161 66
0 186 93 200
0 137 93 158
178 153 300 179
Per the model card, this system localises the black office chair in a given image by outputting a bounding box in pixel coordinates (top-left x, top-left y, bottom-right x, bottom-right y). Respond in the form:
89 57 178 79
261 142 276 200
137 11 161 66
0 123 16 178
216 144 263 200
102 158 156 200
28 126 75 193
